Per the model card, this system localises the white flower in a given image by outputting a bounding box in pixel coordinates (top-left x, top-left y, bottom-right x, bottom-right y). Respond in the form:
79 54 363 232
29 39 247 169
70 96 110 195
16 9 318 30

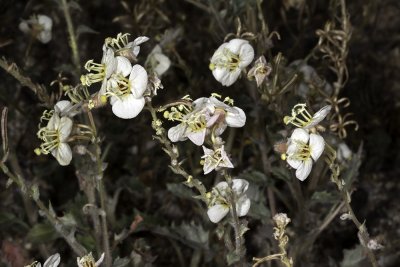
19 14 52 44
25 253 60 267
286 128 325 181
107 64 148 119
167 96 246 146
201 145 234 174
147 45 171 76
209 38 254 86
284 103 331 130
337 142 352 162
207 179 251 223
105 33 149 62
37 112 73 166
77 252 105 267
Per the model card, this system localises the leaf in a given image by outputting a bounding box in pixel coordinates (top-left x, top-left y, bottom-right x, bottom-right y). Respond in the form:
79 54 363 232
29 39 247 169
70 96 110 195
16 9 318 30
340 245 366 267
311 191 339 204
226 251 240 266
166 183 195 200
27 223 58 243
113 257 130 267
76 25 99 39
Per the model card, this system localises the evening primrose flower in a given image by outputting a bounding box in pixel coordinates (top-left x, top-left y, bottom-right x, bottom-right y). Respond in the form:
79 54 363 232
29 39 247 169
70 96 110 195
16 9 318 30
207 179 251 223
36 111 73 166
147 45 171 77
284 103 331 130
201 145 234 174
247 56 272 87
19 14 52 44
209 38 254 86
166 96 246 146
107 64 148 119
25 253 60 267
285 128 325 181
77 252 105 267
105 33 149 62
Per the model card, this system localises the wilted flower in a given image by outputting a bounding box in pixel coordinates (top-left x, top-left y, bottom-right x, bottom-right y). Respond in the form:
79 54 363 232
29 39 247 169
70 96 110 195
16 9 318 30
285 128 325 181
147 45 171 77
207 179 251 223
201 145 234 174
19 14 52 44
25 253 60 267
106 64 148 119
77 252 105 267
247 56 272 87
209 38 254 86
166 95 246 146
284 103 331 130
105 33 149 62
36 110 73 166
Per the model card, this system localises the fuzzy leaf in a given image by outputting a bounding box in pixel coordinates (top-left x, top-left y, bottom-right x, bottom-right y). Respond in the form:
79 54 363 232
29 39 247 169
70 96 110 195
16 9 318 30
27 223 58 243
340 245 366 267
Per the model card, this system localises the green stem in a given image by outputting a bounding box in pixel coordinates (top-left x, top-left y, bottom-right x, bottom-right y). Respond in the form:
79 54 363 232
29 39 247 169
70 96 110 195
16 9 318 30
61 0 81 78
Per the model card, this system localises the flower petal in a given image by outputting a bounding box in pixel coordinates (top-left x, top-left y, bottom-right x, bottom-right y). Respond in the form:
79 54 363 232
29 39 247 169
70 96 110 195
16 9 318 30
55 100 72 114
207 204 229 223
222 69 241 86
232 179 249 194
115 56 132 77
212 68 229 84
226 39 249 54
53 143 72 166
295 158 312 181
305 105 331 129
168 124 187 142
153 53 171 76
38 15 52 30
59 117 73 141
290 128 309 143
95 253 105 267
309 133 325 161
238 43 254 68
236 196 251 217
43 253 60 267
187 129 206 146
287 158 302 169
111 95 145 119
214 181 228 194
129 64 148 98
225 107 246 127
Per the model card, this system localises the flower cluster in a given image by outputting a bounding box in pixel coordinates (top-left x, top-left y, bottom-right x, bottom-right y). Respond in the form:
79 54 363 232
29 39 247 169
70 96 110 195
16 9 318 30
209 38 254 86
165 95 246 146
282 104 331 181
81 33 149 119
207 179 251 223
19 14 52 44
24 252 104 267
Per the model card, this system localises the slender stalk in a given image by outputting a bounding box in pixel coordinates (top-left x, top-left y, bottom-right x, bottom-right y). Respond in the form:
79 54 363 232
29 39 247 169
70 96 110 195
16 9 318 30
86 109 112 267
61 0 81 78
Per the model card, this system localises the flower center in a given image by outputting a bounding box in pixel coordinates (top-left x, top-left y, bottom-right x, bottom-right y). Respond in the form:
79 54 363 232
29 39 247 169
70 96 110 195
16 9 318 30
105 74 131 98
37 128 61 154
210 48 241 72
289 141 312 162
105 33 130 52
